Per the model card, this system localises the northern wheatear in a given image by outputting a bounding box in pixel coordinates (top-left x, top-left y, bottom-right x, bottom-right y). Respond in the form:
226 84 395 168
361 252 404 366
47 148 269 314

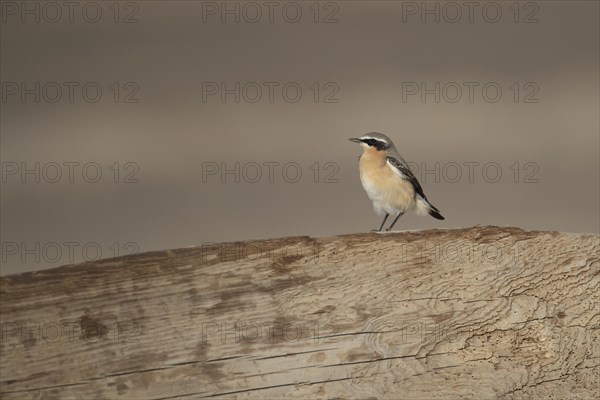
349 132 444 231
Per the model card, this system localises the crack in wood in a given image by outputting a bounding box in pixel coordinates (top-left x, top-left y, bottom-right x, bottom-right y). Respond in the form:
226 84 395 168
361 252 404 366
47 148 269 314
319 354 419 368
253 347 339 360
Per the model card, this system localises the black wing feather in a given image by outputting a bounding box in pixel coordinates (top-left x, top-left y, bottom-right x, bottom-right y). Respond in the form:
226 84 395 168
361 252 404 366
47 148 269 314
386 156 427 200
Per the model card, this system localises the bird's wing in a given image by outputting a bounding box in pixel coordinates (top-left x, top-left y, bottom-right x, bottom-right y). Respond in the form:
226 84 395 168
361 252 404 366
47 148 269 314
385 156 427 200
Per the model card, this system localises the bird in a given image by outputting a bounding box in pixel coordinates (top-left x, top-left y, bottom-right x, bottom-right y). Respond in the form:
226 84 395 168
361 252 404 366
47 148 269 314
349 132 444 232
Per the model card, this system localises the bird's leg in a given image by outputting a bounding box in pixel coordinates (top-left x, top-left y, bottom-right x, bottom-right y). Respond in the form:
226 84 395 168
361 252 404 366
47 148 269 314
372 213 389 232
386 212 404 231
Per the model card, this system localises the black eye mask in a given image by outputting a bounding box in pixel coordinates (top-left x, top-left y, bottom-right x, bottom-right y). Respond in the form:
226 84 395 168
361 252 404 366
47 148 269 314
364 139 387 151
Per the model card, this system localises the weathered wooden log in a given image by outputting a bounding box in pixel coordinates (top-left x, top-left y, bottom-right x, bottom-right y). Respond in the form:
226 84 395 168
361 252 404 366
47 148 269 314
1 226 598 399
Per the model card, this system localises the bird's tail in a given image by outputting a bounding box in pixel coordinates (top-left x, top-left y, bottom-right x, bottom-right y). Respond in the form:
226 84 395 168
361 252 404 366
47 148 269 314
415 196 445 220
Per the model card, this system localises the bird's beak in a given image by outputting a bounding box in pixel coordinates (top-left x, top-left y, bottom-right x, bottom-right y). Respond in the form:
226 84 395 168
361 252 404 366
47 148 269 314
348 138 362 143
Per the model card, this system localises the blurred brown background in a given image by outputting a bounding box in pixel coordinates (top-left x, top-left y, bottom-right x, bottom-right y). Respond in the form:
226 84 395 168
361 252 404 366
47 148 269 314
1 1 598 275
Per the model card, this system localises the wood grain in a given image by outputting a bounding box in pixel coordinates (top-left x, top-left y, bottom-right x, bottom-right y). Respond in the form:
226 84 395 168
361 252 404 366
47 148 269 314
1 226 598 399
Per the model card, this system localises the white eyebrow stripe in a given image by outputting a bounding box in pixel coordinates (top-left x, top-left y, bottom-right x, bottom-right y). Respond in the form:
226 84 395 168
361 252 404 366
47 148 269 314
360 136 389 144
